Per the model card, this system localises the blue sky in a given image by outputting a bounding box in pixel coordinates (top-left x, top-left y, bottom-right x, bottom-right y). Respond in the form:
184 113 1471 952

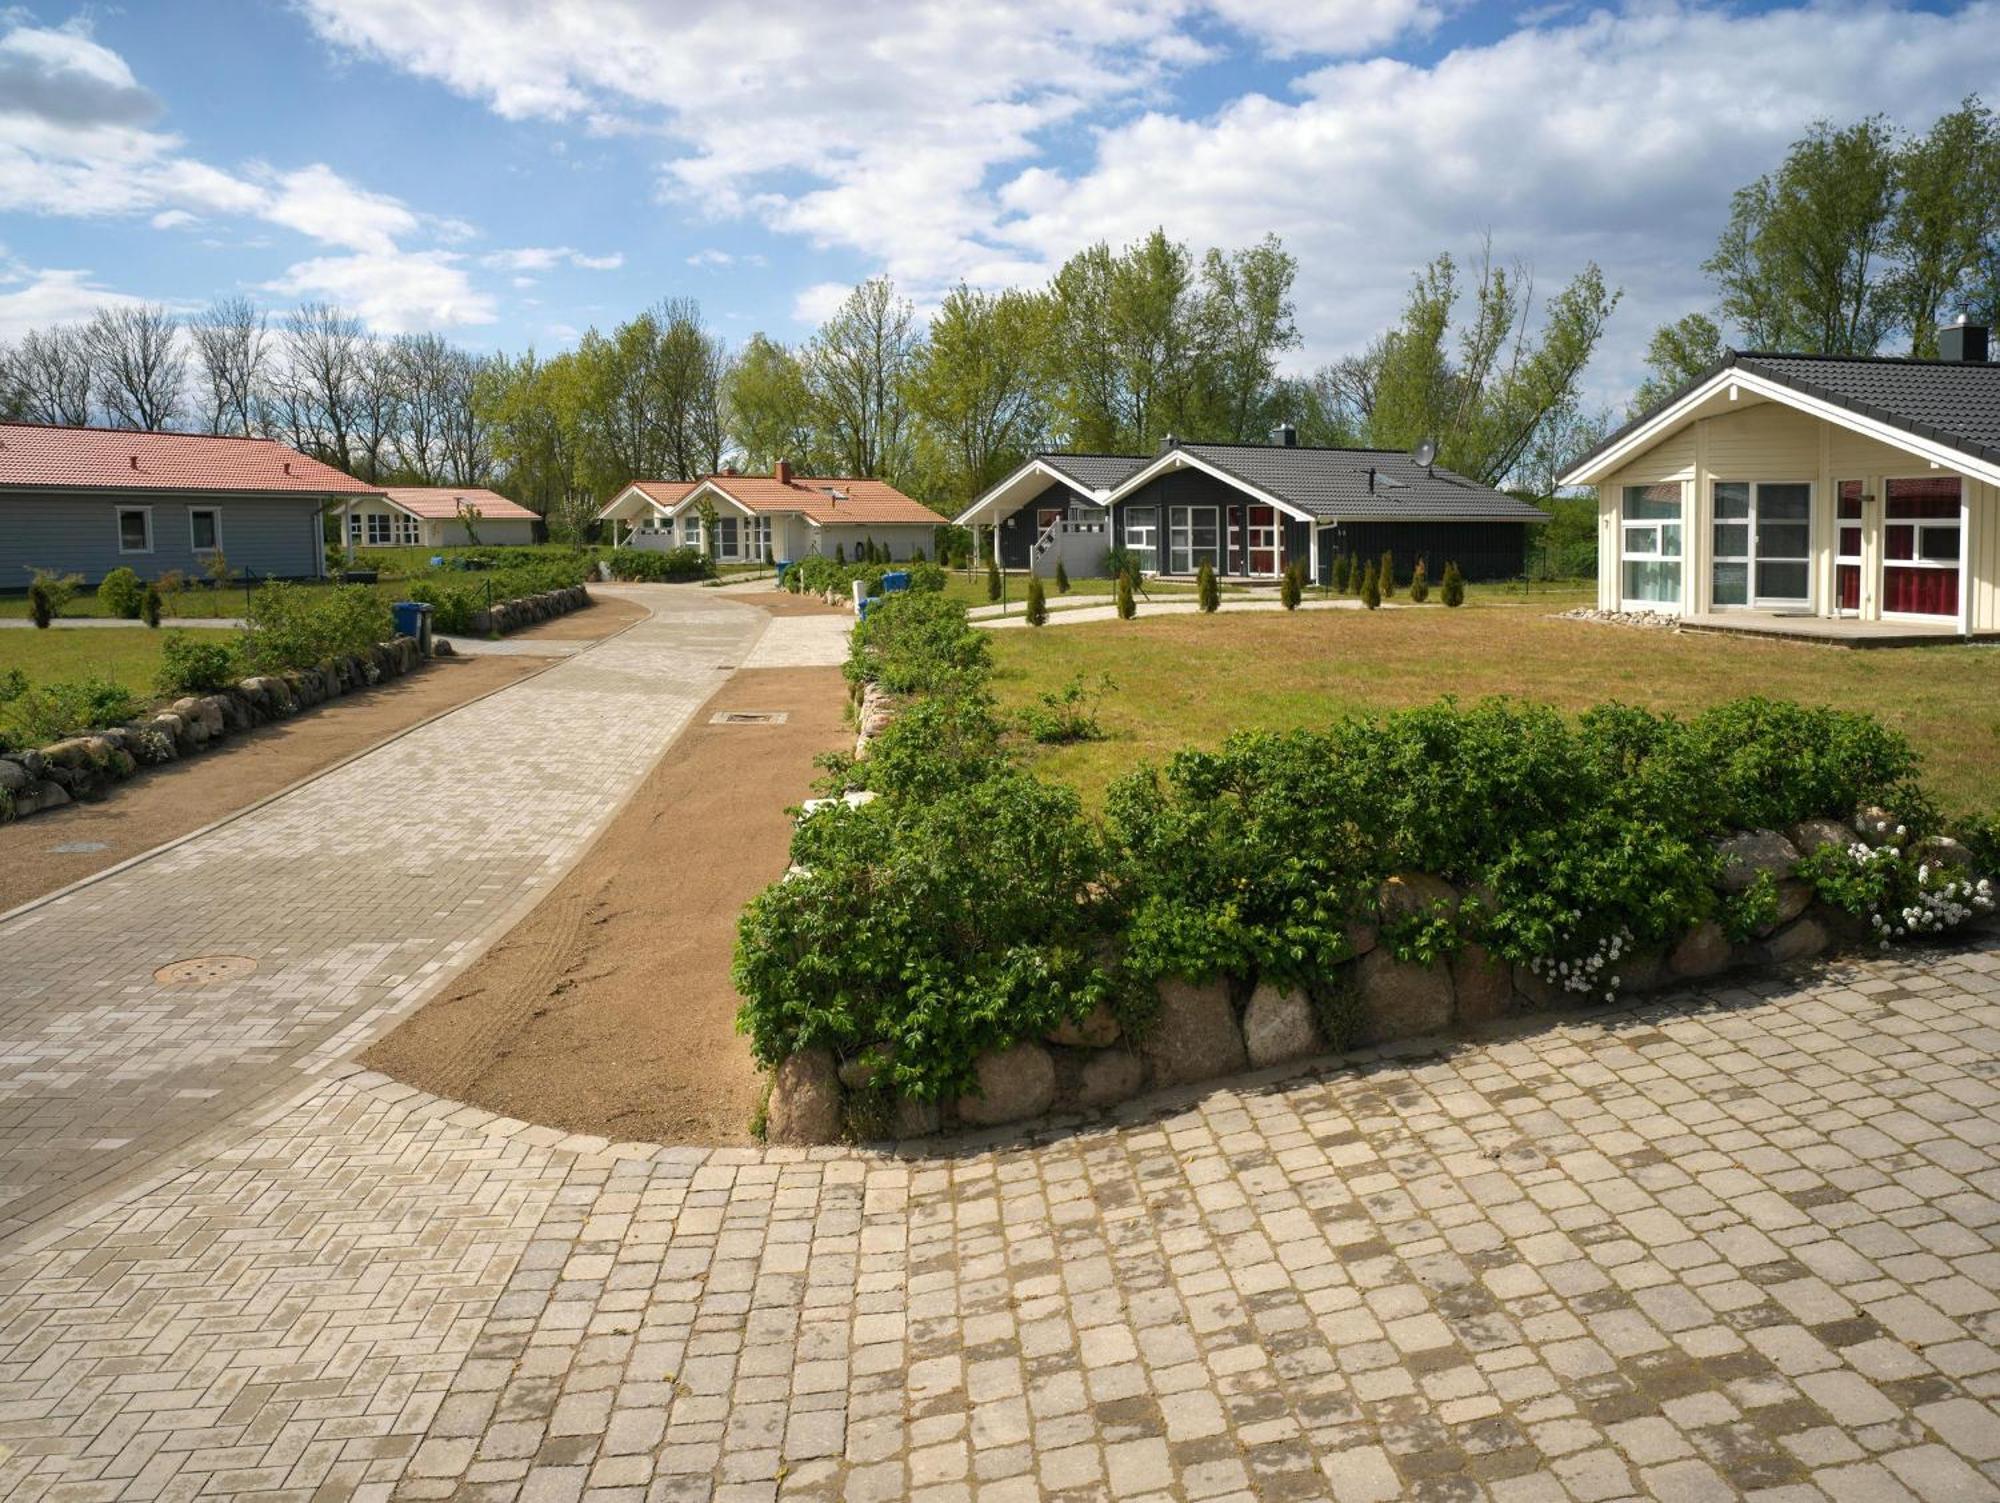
4 0 1998 406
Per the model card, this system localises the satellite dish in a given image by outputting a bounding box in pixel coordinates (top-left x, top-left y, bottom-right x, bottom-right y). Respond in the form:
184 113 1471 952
1413 438 1438 469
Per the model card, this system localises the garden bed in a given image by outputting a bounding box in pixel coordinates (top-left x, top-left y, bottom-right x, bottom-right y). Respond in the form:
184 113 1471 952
734 592 2000 1146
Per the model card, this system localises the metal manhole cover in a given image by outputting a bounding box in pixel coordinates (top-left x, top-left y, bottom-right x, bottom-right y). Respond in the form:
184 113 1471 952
154 954 258 987
710 711 788 725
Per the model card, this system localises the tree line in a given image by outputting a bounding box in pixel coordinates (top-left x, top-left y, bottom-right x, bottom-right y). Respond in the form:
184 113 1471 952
0 228 1622 526
1632 96 2000 412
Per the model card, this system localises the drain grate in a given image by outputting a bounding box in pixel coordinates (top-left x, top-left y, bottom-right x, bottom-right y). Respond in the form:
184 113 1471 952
50 841 109 854
154 954 258 988
710 710 788 725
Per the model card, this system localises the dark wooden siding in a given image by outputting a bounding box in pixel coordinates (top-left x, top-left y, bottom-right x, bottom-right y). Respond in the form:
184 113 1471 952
996 479 1077 570
1112 469 1302 576
0 490 326 586
1322 521 1528 583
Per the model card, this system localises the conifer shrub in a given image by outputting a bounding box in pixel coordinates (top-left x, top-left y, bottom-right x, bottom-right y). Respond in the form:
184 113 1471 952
1280 562 1302 611
1442 560 1465 607
142 583 162 628
1361 560 1381 610
1379 550 1396 599
1116 571 1136 619
986 555 1002 603
835 543 846 564
1054 558 1070 594
1409 558 1430 603
1333 553 1350 591
1197 560 1219 613
1025 573 1048 626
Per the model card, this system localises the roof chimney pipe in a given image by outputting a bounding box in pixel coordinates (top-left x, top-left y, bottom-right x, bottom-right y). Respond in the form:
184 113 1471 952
1159 432 1178 453
774 457 792 485
1270 423 1297 447
1939 316 1989 363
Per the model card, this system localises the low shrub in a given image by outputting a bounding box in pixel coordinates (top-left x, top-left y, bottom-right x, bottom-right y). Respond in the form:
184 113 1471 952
156 631 241 695
6 677 143 744
1442 561 1465 607
406 555 588 631
605 547 713 583
1024 573 1048 626
1197 560 1219 613
242 582 393 673
0 668 26 702
142 584 162 628
1055 559 1070 594
1361 560 1381 609
1016 673 1113 744
1280 562 1302 611
845 591 990 696
1116 572 1136 619
1409 559 1430 604
1799 837 1994 944
98 567 146 619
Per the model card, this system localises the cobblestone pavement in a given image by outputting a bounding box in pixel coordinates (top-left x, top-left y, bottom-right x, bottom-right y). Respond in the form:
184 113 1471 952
1 933 1996 1501
0 585 765 1248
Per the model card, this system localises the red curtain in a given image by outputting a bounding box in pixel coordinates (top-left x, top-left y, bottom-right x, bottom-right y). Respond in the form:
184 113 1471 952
1837 565 1860 611
1883 566 1957 616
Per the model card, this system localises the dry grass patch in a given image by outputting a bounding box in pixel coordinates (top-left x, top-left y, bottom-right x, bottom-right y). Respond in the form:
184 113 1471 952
988 606 2000 814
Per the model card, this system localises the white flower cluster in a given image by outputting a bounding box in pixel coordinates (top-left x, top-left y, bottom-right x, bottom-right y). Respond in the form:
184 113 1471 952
1527 921 1634 1003
133 728 175 765
1871 871 1995 948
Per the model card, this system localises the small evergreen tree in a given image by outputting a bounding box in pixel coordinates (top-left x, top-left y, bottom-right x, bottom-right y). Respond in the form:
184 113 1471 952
1197 559 1219 613
1054 558 1070 594
986 555 1002 603
911 546 925 563
834 543 846 564
1333 553 1350 592
1280 561 1301 611
1115 571 1136 619
1347 553 1362 595
1361 559 1382 610
1442 560 1466 607
1378 550 1396 599
142 583 162 628
1409 558 1429 603
1025 573 1048 626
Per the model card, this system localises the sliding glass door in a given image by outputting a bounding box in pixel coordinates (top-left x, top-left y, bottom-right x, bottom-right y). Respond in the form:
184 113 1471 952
1709 481 1810 610
1168 505 1220 575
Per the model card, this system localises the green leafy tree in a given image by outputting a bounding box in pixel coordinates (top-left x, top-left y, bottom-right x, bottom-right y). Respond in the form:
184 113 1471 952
1115 571 1136 619
806 277 920 479
1628 313 1728 415
902 284 1049 508
1025 573 1048 627
1196 559 1219 613
1705 116 1900 353
724 332 820 472
696 495 720 560
1891 99 2000 353
1442 560 1465 607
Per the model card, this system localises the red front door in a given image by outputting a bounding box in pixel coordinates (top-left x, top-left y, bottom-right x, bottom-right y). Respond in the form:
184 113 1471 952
1247 505 1278 576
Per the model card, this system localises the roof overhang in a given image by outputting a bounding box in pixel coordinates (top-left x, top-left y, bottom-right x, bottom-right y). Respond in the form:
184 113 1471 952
1560 365 2000 489
596 483 671 522
952 458 1113 526
1100 447 1318 523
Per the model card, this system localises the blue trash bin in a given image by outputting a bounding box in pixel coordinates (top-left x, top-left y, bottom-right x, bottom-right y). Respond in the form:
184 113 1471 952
776 560 794 588
390 600 434 654
881 570 910 594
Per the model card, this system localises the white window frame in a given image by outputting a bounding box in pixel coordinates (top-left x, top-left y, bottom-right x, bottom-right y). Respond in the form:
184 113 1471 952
1619 483 1683 612
188 506 223 556
1246 504 1280 577
1167 504 1220 575
348 512 364 543
1124 505 1159 574
680 513 702 550
1710 479 1813 612
365 511 394 546
1880 475 1966 624
394 513 421 546
116 505 154 556
748 515 772 560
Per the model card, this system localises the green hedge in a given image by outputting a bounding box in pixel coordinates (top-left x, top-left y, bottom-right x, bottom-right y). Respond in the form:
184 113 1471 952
242 583 394 673
733 591 1993 1103
786 557 947 601
605 547 712 582
404 555 589 632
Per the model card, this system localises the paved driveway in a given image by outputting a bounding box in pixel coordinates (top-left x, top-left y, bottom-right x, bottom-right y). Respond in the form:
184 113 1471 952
0 587 1997 1501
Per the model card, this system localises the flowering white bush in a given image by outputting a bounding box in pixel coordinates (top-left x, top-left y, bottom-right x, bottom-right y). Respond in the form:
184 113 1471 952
1525 922 1635 1003
1804 837 1994 949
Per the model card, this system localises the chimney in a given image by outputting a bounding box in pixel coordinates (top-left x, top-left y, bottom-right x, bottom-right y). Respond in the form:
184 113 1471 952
774 457 792 485
1270 423 1297 448
721 464 737 476
129 455 139 469
1158 432 1178 453
1938 316 1990 363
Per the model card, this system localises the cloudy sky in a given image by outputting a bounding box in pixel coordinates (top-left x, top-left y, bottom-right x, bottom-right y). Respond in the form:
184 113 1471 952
3 0 1996 406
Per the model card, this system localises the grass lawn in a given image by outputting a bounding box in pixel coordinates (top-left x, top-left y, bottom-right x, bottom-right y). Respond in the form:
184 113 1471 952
988 603 2000 815
0 629 169 702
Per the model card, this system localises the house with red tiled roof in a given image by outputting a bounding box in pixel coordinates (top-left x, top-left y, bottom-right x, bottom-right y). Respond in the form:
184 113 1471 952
596 460 943 564
0 422 378 586
344 487 541 550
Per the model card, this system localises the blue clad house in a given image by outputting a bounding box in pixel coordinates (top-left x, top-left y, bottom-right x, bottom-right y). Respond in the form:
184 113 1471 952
1 422 379 587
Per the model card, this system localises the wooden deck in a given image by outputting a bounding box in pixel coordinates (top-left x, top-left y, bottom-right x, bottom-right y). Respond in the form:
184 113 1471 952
1678 612 1997 648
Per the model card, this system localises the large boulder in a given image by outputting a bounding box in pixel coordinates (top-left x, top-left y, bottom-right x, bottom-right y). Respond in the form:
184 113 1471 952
0 759 30 796
837 1043 894 1092
1917 835 1976 875
1770 879 1814 930
1241 984 1319 1069
1046 1001 1120 1049
892 1096 941 1139
1668 920 1732 980
1355 949 1454 1043
955 1042 1056 1126
16 779 69 817
1075 1049 1145 1109
1375 873 1460 927
1756 915 1830 966
1450 942 1514 1024
1344 921 1379 960
1853 806 1905 845
1790 818 1852 859
765 1049 844 1145
1715 830 1799 894
1141 978 1247 1087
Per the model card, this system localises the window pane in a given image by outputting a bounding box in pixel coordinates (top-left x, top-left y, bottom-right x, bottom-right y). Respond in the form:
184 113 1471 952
1624 526 1659 556
1885 524 1914 561
1713 523 1748 558
1756 560 1809 600
1713 482 1750 519
1885 565 1958 616
1758 483 1810 520
191 511 217 550
1659 523 1682 558
1757 523 1809 559
1624 483 1680 520
1712 561 1748 606
1837 480 1864 519
1886 476 1960 519
119 511 148 550
1919 527 1960 562
1623 560 1680 603
1838 526 1861 559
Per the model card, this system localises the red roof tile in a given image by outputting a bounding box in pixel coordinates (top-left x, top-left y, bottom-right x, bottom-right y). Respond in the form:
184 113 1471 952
380 486 539 522
625 474 939 526
0 422 379 496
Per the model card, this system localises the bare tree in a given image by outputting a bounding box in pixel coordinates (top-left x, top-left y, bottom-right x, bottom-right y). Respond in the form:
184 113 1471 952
189 296 269 436
438 348 496 486
13 326 95 427
80 304 186 430
0 342 24 422
282 302 364 470
349 336 403 484
392 331 454 482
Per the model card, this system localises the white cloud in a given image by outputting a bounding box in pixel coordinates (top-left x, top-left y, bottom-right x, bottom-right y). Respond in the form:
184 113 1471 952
1203 0 1440 57
686 248 733 268
482 245 624 272
0 264 146 341
150 208 198 230
262 251 497 333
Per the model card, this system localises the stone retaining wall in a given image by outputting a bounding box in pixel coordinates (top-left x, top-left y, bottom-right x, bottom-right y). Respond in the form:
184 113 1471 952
0 635 426 822
466 584 592 636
